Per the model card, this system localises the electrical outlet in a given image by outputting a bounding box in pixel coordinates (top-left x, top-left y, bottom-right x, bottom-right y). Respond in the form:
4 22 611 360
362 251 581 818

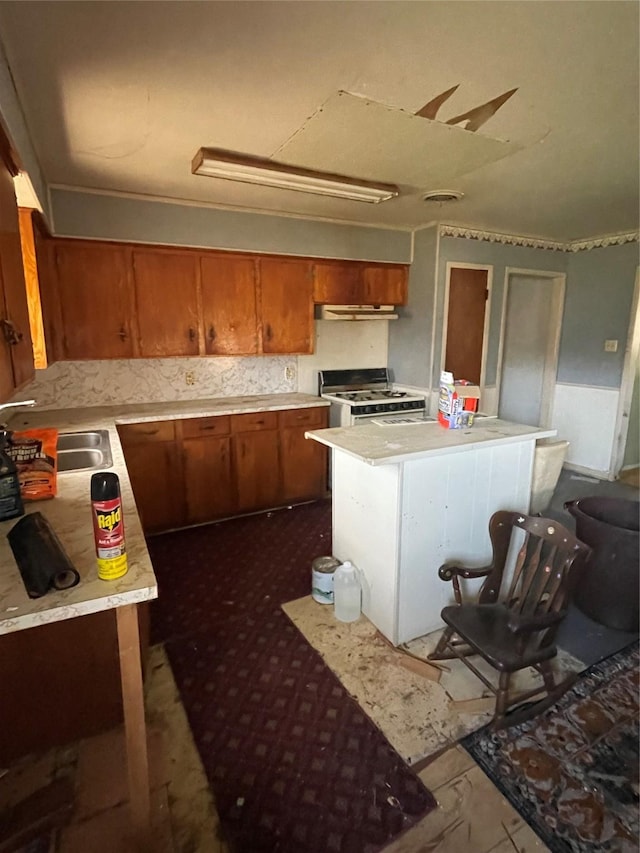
604 340 618 353
284 366 295 382
185 370 196 386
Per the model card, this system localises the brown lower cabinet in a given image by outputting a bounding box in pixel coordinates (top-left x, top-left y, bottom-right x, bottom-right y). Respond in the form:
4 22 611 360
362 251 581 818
0 604 149 763
117 405 329 534
117 420 183 534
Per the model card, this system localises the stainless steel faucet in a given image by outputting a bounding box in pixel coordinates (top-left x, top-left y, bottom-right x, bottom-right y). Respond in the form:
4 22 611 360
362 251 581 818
0 399 37 428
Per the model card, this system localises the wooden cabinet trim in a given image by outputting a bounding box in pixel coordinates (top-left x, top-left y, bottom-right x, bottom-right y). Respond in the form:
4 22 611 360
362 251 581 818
179 415 231 439
230 410 279 433
117 420 176 445
278 406 327 429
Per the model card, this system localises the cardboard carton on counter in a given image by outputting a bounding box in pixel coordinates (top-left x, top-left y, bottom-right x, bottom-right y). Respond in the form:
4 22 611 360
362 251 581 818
438 372 480 429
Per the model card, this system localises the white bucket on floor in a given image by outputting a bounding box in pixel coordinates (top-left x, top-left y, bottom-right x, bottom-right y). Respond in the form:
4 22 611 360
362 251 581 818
311 556 340 604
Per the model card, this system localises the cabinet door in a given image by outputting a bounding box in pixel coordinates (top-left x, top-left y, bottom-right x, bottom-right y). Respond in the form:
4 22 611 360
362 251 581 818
53 241 134 359
313 262 363 304
363 265 408 305
279 407 329 502
117 421 183 533
259 258 313 354
200 254 258 355
182 434 235 524
233 427 281 513
181 415 234 523
132 250 200 356
0 162 34 392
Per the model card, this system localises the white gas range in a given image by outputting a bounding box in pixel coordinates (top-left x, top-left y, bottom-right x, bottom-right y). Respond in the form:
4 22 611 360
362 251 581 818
318 368 430 427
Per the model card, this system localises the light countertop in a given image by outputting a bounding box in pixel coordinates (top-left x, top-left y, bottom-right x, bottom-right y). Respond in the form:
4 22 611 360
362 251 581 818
0 392 327 635
305 418 556 466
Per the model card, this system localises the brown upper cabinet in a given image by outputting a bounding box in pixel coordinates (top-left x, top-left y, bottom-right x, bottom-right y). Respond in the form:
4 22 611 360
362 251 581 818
36 235 407 363
200 254 258 355
313 260 408 306
259 257 314 354
49 241 134 360
0 151 34 398
132 250 201 357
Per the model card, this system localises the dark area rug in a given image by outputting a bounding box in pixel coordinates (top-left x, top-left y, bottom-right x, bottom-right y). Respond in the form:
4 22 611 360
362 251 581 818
149 501 436 852
462 641 640 853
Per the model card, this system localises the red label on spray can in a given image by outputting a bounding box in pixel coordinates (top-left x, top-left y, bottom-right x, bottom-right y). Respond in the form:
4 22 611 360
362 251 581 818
91 473 128 580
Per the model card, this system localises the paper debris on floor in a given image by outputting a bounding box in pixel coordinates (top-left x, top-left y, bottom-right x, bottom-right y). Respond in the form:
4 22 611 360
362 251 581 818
282 595 584 766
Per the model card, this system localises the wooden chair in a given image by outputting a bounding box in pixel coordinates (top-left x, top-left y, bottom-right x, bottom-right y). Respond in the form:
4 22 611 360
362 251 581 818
428 511 591 729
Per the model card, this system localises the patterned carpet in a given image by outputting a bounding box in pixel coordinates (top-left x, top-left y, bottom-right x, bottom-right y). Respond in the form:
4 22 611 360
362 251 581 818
149 501 436 852
462 642 640 852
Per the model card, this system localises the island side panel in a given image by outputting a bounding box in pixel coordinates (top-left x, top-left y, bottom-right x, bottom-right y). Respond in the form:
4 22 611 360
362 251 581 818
396 438 537 644
331 450 401 643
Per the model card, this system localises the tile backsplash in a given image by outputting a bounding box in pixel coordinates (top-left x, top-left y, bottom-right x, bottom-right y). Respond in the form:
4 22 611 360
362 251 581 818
11 356 297 409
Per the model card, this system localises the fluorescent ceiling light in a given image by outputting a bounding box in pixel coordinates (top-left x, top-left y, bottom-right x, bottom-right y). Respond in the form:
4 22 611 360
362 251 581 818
192 148 399 204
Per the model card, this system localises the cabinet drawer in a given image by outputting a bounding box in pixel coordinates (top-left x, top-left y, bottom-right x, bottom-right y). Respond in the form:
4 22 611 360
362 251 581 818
181 415 230 439
231 411 278 433
117 420 176 445
279 406 327 429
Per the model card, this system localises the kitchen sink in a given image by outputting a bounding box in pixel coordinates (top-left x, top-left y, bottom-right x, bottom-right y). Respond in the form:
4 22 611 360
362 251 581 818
57 430 113 472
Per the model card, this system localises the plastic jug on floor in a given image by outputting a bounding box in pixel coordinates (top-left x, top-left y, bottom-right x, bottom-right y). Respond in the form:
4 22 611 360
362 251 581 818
333 561 361 623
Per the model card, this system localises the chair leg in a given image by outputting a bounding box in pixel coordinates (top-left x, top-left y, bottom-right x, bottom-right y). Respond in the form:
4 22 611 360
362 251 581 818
428 625 455 660
493 671 511 729
536 659 556 693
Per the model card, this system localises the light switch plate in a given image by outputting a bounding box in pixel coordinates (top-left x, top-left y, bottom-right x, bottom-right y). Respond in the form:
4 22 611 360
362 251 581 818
604 340 618 352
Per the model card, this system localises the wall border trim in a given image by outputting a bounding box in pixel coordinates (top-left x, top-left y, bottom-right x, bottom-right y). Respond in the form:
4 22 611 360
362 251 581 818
439 224 639 253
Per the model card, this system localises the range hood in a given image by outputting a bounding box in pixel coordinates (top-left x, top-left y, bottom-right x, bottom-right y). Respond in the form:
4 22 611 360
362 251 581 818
319 304 398 321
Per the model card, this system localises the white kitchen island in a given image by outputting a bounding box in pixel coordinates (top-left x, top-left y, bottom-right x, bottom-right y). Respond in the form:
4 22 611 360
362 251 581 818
305 419 556 645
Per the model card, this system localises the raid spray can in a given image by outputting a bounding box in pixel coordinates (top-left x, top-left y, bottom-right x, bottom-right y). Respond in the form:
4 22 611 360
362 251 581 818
91 472 128 580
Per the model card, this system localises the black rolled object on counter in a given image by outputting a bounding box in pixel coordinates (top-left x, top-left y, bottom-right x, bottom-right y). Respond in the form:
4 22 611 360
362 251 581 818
7 512 80 598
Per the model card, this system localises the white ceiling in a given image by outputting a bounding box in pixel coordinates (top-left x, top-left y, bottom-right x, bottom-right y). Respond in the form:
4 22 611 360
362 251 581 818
0 1 638 242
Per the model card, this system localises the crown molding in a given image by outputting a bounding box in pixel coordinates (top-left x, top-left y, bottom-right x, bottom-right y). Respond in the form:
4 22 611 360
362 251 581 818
439 224 639 253
567 231 639 252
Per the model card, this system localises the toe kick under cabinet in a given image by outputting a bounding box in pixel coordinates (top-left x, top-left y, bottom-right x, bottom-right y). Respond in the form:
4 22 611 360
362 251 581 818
117 405 329 533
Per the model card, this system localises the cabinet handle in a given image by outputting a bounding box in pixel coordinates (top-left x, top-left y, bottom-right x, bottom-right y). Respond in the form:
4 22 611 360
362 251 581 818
188 327 196 342
265 324 272 342
118 326 128 342
208 325 216 341
0 319 23 346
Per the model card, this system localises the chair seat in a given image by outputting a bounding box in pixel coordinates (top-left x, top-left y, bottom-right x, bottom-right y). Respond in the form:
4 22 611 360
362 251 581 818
441 603 558 672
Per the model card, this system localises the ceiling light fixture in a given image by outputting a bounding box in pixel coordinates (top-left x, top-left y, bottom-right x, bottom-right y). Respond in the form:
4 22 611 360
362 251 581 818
192 148 399 204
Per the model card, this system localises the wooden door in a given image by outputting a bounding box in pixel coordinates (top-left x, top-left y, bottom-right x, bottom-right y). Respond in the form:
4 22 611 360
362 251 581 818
279 407 328 502
0 162 34 391
363 265 408 305
117 421 183 533
132 250 200 356
200 254 258 354
259 258 313 354
444 267 489 384
231 411 280 512
181 416 235 523
313 262 362 304
54 241 134 359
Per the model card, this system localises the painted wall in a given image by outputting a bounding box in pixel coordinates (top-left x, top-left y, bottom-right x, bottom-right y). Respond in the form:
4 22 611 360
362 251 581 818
0 41 48 219
297 320 388 395
387 225 437 389
434 236 568 389
50 188 412 263
559 242 638 387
